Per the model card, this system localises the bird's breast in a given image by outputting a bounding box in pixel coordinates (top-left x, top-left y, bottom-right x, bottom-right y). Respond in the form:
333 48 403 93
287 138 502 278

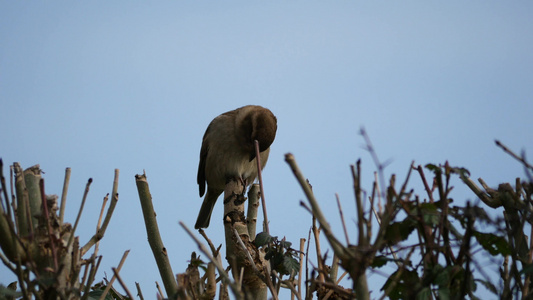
205 145 270 190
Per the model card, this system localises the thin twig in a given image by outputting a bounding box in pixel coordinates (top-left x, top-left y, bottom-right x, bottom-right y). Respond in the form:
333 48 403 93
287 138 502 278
233 228 279 300
68 178 93 253
98 250 130 300
155 281 164 299
399 161 414 198
232 228 258 273
351 162 366 247
81 255 102 300
112 267 135 299
254 140 270 235
39 179 58 271
416 165 434 203
135 282 145 300
495 140 533 171
0 159 11 218
198 228 219 256
335 194 350 246
360 127 389 201
274 272 302 300
305 228 312 300
368 181 376 245
311 217 324 283
59 167 71 224
81 169 120 255
93 193 109 256
0 250 16 273
298 238 305 297
370 199 400 266
9 164 17 231
330 253 339 283
374 172 383 216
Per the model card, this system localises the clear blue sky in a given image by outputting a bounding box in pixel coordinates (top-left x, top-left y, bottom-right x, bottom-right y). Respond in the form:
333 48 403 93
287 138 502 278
1 1 532 298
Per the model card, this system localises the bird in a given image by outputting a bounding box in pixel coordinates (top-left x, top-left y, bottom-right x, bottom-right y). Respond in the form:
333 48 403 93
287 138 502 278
194 105 277 229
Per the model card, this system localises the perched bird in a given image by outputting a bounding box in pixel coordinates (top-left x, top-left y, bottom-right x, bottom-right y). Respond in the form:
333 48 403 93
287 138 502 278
195 105 277 229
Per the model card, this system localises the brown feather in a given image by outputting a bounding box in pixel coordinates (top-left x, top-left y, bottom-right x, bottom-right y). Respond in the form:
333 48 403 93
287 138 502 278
194 105 277 229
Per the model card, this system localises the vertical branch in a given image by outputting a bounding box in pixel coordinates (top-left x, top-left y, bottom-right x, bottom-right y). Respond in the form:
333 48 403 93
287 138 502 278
367 181 376 246
101 169 120 232
59 167 71 224
298 238 305 297
247 184 260 239
254 140 270 235
525 196 533 297
93 193 109 256
351 161 366 247
67 178 92 253
305 229 312 300
459 203 473 298
81 255 103 300
136 282 145 300
223 178 268 299
81 169 120 255
0 162 22 262
416 165 434 203
39 179 58 271
335 194 350 246
14 163 30 237
311 217 324 283
136 172 178 299
0 159 11 219
360 127 388 201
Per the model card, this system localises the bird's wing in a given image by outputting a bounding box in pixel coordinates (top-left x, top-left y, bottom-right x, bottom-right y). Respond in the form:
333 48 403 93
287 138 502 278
197 108 240 197
197 126 210 197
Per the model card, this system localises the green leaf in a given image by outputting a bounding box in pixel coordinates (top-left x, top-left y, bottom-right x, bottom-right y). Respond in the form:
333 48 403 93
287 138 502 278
520 263 533 275
265 249 275 260
448 166 471 177
254 232 274 247
281 256 300 276
280 240 292 249
437 287 450 300
416 287 432 300
425 163 440 172
87 290 114 300
473 231 511 256
371 255 391 268
384 218 416 247
433 265 449 287
419 202 440 226
381 269 420 299
474 279 498 295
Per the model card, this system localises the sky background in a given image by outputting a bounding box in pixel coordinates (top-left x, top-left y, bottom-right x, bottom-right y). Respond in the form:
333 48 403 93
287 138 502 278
1 1 532 298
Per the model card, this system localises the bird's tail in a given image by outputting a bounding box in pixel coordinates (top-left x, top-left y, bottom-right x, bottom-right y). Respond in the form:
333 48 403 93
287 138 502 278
194 189 221 229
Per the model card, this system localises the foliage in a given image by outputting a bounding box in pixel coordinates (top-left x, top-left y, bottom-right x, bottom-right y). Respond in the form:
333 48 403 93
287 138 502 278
2 137 532 299
0 161 129 300
254 232 300 276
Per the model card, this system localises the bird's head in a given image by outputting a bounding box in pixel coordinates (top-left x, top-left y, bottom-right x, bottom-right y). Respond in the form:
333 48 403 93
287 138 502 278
248 108 277 161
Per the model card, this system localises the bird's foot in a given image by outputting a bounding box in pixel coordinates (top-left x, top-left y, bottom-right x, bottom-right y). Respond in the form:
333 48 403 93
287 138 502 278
238 176 248 195
225 176 248 195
